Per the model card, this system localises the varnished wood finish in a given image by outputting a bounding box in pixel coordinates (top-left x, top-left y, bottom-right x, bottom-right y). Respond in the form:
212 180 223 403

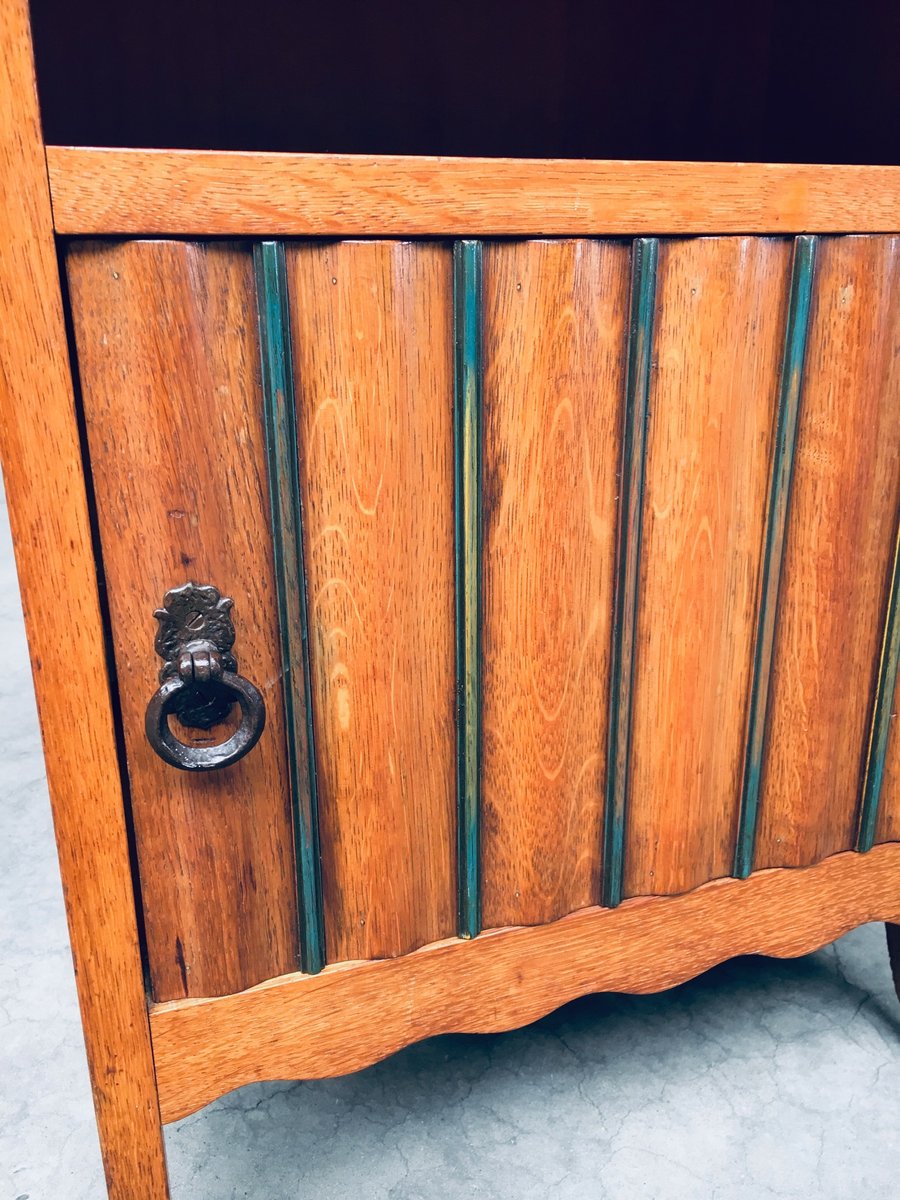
603 238 658 907
46 146 900 237
876 672 900 844
453 240 483 938
287 241 457 962
0 2 170 1194
66 241 299 1000
150 842 900 1123
625 237 791 897
859 521 900 850
733 237 817 877
756 237 900 869
481 239 627 925
254 241 326 974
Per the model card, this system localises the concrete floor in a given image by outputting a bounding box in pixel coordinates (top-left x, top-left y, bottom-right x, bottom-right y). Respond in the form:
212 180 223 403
0 483 898 1200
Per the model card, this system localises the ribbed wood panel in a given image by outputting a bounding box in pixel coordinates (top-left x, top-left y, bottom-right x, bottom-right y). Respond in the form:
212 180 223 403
65 233 900 1000
480 239 628 926
286 240 457 962
66 240 299 1001
623 237 791 897
755 236 900 868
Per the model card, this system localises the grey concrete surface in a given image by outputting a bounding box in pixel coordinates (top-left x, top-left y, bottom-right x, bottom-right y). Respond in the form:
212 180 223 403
0 476 898 1200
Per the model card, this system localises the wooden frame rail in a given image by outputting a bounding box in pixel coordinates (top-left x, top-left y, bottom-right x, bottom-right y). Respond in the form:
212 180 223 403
150 844 900 1124
47 147 900 237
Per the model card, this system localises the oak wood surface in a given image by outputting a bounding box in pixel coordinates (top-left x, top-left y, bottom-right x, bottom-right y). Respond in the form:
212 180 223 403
756 236 900 869
480 239 627 925
286 241 457 961
66 241 299 1001
625 237 791 896
0 1 170 1194
150 843 900 1123
877 681 900 843
876 540 900 841
46 146 900 237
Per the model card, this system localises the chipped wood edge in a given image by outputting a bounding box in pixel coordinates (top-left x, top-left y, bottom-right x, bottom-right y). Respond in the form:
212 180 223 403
151 844 900 1122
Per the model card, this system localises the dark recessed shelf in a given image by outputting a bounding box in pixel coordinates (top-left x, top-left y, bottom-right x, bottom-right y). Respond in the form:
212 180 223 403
30 0 900 164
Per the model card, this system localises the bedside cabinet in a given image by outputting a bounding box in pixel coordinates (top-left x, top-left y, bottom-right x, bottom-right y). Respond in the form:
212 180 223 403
3 0 899 1194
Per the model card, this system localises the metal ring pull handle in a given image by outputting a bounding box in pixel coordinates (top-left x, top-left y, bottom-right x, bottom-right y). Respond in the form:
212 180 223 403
144 583 266 772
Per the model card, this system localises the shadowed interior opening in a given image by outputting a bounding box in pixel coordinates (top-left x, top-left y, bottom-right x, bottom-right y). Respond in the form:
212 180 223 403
30 0 900 164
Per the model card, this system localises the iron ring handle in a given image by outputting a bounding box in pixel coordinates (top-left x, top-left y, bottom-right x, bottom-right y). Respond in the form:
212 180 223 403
144 670 266 772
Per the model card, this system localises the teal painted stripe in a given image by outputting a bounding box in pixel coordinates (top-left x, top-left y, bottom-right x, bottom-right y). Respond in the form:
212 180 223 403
453 240 482 939
734 235 817 879
254 241 325 974
857 520 900 852
602 237 658 909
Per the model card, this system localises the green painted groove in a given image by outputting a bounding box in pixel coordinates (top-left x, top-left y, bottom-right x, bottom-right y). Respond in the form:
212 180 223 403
857 520 900 852
733 235 818 879
602 237 659 909
453 239 483 939
254 241 325 974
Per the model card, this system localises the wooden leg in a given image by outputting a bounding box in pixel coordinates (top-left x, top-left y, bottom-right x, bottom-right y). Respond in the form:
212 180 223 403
0 1 170 1195
887 924 900 1003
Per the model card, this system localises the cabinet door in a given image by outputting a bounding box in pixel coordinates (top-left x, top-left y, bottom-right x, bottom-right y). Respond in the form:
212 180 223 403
67 234 900 1004
68 242 300 1001
67 239 457 1000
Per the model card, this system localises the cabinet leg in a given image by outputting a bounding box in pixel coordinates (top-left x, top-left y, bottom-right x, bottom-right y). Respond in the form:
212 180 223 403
0 2 172 1196
887 924 900 1004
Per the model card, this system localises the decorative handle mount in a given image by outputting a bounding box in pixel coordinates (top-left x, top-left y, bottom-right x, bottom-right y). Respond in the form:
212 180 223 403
144 583 266 771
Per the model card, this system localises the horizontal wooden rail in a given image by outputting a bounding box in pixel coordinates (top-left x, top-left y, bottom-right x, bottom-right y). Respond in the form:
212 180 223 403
48 147 900 237
150 843 900 1122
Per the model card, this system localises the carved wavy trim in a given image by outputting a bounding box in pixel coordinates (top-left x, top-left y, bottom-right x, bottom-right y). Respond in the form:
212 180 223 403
151 844 900 1122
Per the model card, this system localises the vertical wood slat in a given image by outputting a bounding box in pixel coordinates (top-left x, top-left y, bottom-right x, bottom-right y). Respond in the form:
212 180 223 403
254 241 325 974
733 236 817 878
602 238 658 908
287 240 457 962
480 240 628 928
624 237 792 899
755 236 900 869
877 684 900 843
67 241 300 1001
858 520 900 851
875 562 900 846
454 240 483 938
867 241 900 850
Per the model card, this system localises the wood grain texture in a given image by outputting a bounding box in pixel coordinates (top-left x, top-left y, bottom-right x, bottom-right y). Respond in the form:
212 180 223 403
875 524 900 843
46 146 900 236
150 842 900 1122
66 241 299 1001
287 241 456 962
0 2 170 1194
876 669 900 843
481 240 627 925
625 237 792 897
756 236 900 869
863 519 900 850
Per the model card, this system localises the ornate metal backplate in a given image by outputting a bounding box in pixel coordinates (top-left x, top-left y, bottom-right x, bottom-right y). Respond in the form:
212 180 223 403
152 582 240 729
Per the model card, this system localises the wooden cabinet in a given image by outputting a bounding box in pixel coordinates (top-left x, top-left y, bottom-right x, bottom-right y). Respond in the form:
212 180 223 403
2 0 899 1195
64 231 900 1005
